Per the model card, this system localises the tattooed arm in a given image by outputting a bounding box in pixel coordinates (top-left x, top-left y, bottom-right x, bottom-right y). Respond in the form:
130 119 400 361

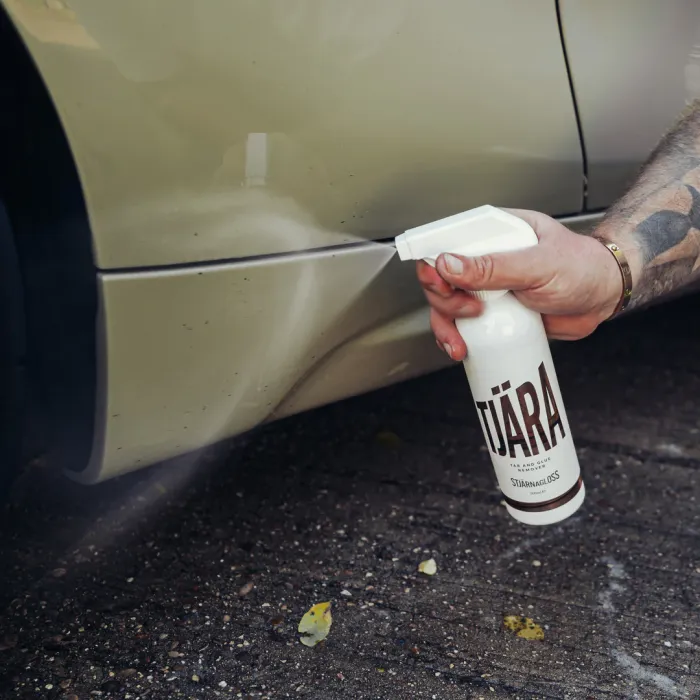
593 101 700 310
414 102 700 360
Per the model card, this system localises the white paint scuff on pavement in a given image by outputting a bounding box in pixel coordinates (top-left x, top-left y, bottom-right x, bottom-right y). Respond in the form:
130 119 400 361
599 557 683 698
598 556 627 613
610 650 681 698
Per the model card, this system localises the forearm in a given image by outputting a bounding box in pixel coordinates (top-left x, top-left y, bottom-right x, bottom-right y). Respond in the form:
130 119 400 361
593 100 700 310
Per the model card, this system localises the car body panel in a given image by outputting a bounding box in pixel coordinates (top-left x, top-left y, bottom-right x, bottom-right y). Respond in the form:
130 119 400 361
560 0 700 210
4 0 583 268
77 242 424 481
73 212 600 483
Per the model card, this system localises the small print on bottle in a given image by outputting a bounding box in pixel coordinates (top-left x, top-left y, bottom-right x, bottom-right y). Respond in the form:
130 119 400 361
471 358 582 513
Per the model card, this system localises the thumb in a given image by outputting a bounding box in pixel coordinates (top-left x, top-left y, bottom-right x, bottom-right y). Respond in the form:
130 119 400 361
435 247 551 292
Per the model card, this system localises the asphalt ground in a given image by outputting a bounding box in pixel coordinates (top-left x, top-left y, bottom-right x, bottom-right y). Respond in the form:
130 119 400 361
3 294 700 700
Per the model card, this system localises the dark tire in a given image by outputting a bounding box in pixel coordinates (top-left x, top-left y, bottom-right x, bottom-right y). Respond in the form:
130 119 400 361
0 7 99 489
0 199 25 500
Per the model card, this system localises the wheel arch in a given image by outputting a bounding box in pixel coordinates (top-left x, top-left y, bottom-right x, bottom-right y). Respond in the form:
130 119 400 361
0 5 98 477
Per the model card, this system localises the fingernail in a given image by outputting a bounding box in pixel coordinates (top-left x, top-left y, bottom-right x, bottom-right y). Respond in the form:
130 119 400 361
442 342 453 359
443 253 463 275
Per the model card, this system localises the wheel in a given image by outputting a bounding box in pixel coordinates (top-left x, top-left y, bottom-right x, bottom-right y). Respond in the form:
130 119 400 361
0 199 25 500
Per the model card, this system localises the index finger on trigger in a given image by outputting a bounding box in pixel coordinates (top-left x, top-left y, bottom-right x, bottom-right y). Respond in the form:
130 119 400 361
416 260 454 298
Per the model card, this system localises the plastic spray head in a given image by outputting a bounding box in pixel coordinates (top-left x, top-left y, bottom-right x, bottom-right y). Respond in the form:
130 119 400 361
394 205 538 300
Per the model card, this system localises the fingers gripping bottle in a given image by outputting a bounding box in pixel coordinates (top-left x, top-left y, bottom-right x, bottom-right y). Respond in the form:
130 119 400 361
395 205 584 526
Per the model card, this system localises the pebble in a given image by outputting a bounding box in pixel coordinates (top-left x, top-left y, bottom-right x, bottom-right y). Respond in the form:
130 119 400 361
532 560 542 567
418 558 437 576
239 581 254 596
341 589 352 597
51 568 67 578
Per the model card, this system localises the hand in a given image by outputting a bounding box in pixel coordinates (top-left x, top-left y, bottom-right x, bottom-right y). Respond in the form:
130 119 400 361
417 208 626 361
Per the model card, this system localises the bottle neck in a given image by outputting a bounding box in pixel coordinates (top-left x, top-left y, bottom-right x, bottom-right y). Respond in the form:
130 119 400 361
466 289 510 302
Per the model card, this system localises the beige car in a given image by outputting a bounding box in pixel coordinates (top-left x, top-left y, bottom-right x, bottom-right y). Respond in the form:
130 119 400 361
1 0 699 488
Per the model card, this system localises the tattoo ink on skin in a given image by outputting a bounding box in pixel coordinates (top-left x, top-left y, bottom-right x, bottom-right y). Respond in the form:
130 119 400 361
636 184 700 263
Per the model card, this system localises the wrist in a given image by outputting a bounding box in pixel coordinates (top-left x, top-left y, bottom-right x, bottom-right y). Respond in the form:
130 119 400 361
590 224 642 318
592 223 643 285
593 237 633 318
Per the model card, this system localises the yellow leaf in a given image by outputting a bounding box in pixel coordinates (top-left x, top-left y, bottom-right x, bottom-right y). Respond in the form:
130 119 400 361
298 602 332 647
503 615 525 632
518 623 544 640
418 558 437 575
503 615 544 641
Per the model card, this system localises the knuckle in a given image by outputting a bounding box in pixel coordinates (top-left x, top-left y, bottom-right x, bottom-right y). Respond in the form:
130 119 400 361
471 255 495 286
416 261 438 286
427 282 451 299
423 289 445 313
437 296 470 319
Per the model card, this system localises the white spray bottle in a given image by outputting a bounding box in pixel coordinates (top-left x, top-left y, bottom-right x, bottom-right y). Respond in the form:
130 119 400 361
395 205 584 526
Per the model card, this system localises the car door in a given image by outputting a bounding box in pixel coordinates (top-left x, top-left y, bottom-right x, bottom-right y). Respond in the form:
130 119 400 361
559 0 700 210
